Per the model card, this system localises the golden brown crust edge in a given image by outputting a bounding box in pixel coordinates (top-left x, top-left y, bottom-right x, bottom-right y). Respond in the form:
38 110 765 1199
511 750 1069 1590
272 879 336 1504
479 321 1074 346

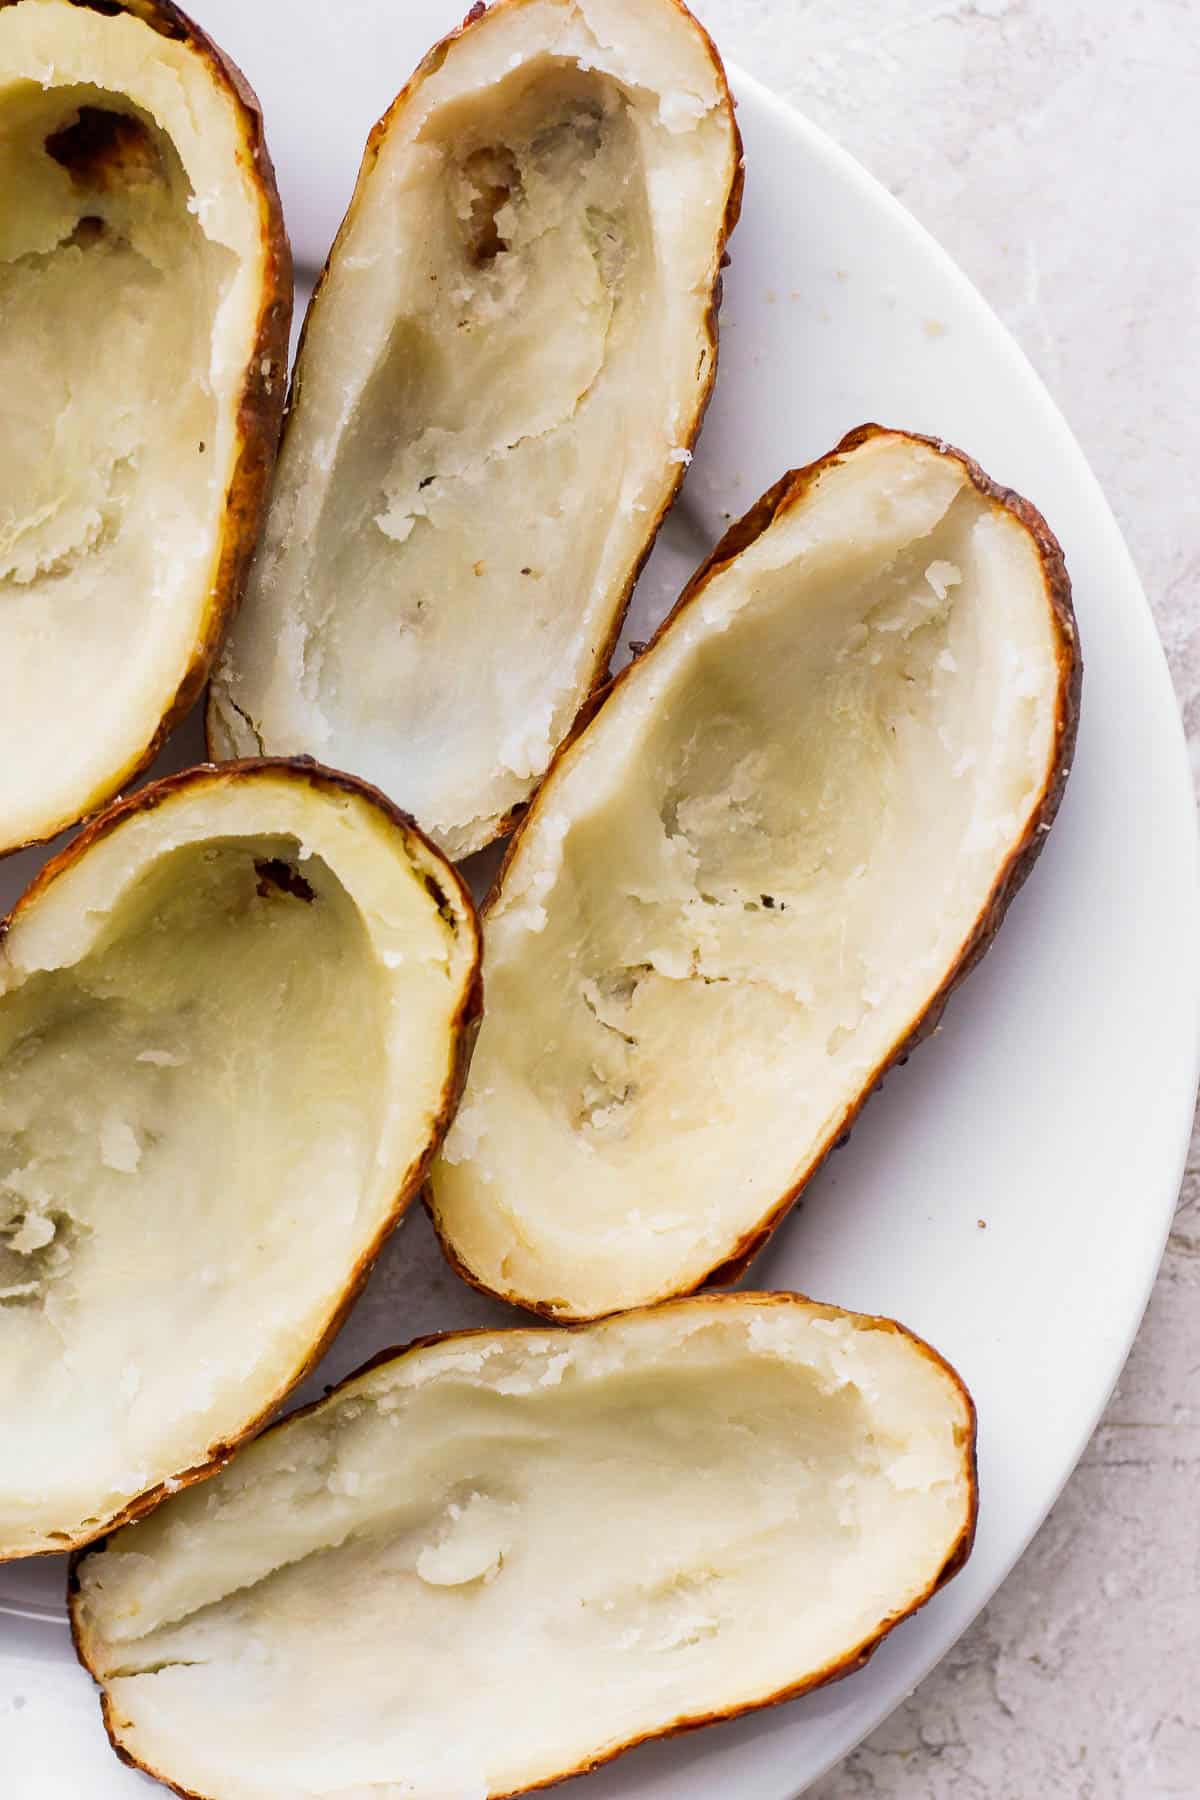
430 423 1082 1318
0 0 293 859
701 425 1081 1289
2 757 482 1562
69 1290 977 1800
204 0 744 855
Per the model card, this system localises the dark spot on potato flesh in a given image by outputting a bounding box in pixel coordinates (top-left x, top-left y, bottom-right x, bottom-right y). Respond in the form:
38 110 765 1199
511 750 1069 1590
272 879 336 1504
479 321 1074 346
67 214 107 249
254 859 315 903
461 144 521 265
423 872 458 932
45 107 163 192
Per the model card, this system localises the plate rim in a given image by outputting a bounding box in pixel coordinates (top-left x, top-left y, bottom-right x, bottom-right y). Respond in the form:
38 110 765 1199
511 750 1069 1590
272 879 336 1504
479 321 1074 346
726 62 1200 1796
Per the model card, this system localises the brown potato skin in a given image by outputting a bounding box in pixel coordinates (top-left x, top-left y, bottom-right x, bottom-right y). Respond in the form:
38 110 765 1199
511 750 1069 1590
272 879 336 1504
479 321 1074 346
2 759 482 1560
204 0 744 850
69 1289 977 1800
431 424 1082 1319
0 0 292 857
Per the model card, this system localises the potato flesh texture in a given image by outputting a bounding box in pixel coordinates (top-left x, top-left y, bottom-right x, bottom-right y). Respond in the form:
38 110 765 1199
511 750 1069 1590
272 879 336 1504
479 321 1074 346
0 9 247 846
212 6 732 860
77 1306 971 1800
0 835 388 1547
435 439 1062 1315
300 66 646 839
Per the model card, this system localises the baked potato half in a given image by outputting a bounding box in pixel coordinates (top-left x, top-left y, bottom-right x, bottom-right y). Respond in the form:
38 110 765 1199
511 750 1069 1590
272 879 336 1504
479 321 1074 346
0 761 480 1560
208 0 742 860
0 0 291 857
431 426 1081 1319
71 1291 976 1800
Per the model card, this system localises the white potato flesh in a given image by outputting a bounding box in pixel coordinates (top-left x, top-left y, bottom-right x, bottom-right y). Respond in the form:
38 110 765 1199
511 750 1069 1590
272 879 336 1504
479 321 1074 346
432 432 1073 1318
0 766 478 1558
209 0 740 860
0 0 279 852
74 1295 974 1800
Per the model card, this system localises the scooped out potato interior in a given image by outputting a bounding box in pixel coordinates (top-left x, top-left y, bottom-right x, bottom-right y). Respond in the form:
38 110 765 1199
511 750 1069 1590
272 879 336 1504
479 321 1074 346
0 0 285 851
210 0 740 858
73 1295 975 1800
0 765 478 1558
433 430 1076 1318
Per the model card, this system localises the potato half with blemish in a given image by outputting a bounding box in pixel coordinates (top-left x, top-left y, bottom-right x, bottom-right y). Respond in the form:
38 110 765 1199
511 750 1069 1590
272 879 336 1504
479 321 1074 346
207 0 742 861
71 1291 976 1800
0 0 291 856
0 761 480 1560
431 426 1081 1319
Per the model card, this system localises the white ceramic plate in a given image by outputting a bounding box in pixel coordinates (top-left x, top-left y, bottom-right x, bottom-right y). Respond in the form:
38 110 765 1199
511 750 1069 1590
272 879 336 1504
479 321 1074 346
4 5 1197 1796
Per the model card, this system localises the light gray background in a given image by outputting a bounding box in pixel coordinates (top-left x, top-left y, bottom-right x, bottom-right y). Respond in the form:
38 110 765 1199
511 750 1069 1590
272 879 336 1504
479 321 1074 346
686 2 1200 1795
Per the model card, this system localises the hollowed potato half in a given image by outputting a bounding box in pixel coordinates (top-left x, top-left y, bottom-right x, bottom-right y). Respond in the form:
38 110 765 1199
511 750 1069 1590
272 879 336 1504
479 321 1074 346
0 0 291 855
431 426 1081 1319
0 761 480 1559
71 1292 976 1800
208 0 742 860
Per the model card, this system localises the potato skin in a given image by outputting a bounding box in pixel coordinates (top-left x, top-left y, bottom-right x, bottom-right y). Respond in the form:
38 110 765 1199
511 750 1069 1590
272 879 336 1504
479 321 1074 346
0 0 292 857
4 759 482 1559
696 427 1081 1289
204 0 745 850
69 1290 977 1800
431 424 1081 1319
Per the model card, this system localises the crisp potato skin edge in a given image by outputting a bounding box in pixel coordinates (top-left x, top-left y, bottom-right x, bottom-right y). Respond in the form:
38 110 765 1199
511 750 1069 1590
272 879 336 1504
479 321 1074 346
203 0 745 854
69 1289 978 1800
1 756 483 1562
0 0 293 858
429 421 1083 1318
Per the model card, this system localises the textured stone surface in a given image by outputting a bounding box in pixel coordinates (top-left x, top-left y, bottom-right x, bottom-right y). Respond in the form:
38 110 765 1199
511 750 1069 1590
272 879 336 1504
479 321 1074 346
687 1 1200 1794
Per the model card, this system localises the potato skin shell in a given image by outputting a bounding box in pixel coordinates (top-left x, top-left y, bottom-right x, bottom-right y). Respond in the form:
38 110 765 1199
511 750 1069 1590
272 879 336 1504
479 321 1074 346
698 426 1081 1289
205 0 744 853
69 1289 977 1800
2 758 482 1560
430 423 1082 1318
0 0 293 858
